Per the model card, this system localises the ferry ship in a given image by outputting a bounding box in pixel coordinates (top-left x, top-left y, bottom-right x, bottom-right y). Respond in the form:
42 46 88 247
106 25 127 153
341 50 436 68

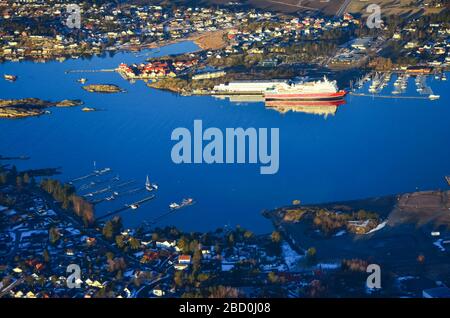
264 77 346 101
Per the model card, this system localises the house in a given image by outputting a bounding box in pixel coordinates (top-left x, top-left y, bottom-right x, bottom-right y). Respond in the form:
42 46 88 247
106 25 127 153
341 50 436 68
178 255 191 264
152 287 165 297
423 287 450 298
155 240 176 249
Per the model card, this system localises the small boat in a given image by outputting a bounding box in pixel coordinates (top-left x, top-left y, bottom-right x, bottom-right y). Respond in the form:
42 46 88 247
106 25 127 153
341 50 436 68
169 198 194 210
181 198 194 206
130 204 139 210
82 107 96 112
169 203 180 209
4 74 17 82
95 168 111 175
77 78 87 84
429 94 440 100
445 176 450 186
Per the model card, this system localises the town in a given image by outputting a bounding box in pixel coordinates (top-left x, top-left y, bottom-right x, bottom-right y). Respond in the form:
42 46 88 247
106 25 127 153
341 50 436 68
0 163 303 298
1 0 450 301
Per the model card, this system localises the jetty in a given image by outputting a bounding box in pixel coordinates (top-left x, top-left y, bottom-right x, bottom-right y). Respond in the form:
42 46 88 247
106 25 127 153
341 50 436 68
0 155 30 161
91 187 145 205
349 92 430 100
65 69 116 74
96 194 156 221
69 167 112 184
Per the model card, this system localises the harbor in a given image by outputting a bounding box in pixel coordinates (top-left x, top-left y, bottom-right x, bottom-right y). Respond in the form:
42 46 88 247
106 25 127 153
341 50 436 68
1 38 449 233
67 163 195 226
350 71 443 101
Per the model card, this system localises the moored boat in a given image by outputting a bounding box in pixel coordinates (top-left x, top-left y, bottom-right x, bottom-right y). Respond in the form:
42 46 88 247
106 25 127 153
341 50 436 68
264 77 347 101
4 74 17 82
428 94 440 100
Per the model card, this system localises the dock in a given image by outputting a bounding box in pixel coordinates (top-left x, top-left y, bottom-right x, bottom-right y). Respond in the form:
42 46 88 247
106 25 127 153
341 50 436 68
90 187 145 205
0 155 30 161
65 69 116 74
97 194 156 221
69 168 112 184
349 92 430 100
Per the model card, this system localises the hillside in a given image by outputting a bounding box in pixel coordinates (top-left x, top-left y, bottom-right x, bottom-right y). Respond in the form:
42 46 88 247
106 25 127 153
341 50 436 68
132 0 445 17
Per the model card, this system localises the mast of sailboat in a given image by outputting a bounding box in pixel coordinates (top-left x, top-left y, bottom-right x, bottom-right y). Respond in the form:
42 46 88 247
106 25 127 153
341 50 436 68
145 175 151 191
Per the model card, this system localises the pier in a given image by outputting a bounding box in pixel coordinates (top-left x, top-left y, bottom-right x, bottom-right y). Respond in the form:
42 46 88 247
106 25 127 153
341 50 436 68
96 194 156 221
69 167 112 184
349 92 430 100
0 155 30 161
65 69 116 74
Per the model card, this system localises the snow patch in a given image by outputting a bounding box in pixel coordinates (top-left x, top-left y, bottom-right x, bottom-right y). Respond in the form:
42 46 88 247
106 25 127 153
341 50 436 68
433 239 445 252
316 263 340 270
365 221 387 235
334 230 346 237
282 241 304 270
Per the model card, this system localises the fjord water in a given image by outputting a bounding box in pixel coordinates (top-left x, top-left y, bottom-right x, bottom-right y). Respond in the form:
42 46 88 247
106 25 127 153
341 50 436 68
1 41 449 233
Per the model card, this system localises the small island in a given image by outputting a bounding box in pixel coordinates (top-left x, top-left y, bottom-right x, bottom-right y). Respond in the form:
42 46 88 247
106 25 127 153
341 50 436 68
82 84 124 93
0 98 83 119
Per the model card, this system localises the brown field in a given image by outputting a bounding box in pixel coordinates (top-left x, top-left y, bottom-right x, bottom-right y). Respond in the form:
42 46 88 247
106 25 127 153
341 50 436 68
208 0 444 16
246 0 346 15
191 30 229 51
347 0 444 17
389 191 450 227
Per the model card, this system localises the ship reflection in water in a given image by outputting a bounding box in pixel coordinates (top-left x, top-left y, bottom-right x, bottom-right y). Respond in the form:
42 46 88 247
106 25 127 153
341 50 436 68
213 95 345 118
265 99 345 117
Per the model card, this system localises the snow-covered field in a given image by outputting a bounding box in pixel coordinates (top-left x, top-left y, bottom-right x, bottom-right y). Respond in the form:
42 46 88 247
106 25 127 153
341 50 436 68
282 241 304 270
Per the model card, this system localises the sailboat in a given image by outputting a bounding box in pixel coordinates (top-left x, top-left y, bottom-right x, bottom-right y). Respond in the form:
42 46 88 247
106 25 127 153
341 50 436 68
145 175 158 191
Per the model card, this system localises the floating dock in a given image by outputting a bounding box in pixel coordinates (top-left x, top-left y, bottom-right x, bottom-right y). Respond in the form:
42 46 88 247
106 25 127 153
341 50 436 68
350 92 430 100
97 194 156 221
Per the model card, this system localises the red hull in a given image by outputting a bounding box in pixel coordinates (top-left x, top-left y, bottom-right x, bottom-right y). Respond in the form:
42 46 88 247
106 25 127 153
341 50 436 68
265 90 347 101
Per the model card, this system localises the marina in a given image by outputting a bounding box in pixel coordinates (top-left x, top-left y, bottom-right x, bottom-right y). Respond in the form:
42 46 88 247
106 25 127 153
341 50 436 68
351 72 443 101
1 41 449 233
65 164 191 226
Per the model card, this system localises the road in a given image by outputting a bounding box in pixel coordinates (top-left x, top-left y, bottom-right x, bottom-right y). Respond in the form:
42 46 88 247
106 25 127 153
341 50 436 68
265 0 319 11
336 0 352 17
0 277 24 298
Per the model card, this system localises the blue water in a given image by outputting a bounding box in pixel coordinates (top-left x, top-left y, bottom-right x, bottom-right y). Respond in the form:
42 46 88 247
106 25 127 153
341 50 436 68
1 41 449 233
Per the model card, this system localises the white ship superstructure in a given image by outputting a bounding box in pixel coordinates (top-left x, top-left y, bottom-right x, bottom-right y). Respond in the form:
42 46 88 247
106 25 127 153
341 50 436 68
264 77 347 101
